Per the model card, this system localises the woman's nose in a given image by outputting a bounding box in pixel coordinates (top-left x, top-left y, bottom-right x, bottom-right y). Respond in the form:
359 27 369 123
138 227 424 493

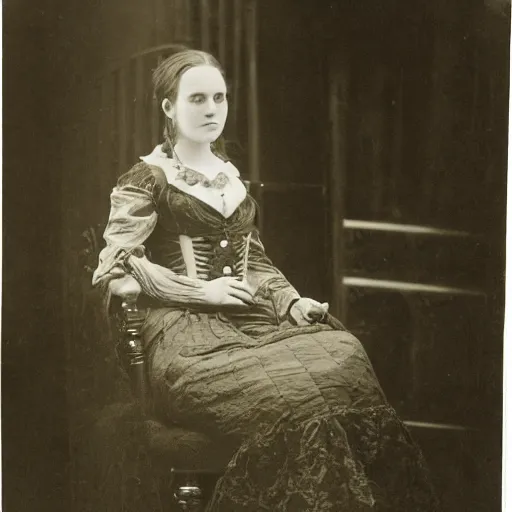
205 98 217 116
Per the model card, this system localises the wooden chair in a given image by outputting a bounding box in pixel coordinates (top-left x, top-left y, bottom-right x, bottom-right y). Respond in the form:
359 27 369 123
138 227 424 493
118 295 224 511
81 223 346 511
81 225 228 512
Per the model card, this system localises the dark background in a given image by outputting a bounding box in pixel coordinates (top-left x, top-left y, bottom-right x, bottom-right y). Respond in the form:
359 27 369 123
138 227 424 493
4 0 69 509
3 0 510 510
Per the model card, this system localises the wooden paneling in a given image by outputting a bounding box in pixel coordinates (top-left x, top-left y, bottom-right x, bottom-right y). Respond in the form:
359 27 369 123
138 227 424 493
329 54 350 321
343 226 487 291
245 0 259 182
116 66 128 174
326 5 504 510
258 185 329 302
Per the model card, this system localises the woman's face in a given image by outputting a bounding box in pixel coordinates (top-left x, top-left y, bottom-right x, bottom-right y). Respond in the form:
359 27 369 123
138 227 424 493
168 65 228 145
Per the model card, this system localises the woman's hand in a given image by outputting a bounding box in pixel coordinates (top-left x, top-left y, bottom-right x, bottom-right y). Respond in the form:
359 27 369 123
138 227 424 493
289 298 329 326
202 277 256 308
108 272 142 302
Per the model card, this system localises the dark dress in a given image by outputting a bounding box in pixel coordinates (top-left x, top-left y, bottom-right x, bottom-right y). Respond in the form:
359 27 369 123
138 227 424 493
93 155 439 511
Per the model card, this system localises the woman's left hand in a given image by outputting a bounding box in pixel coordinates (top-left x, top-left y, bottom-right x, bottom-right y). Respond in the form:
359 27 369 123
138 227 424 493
289 298 329 326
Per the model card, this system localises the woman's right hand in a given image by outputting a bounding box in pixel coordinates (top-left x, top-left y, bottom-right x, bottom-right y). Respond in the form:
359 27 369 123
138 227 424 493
108 273 142 301
201 277 255 308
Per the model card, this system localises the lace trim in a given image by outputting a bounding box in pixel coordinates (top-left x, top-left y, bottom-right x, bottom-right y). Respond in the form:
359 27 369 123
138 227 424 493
176 168 230 189
207 405 439 511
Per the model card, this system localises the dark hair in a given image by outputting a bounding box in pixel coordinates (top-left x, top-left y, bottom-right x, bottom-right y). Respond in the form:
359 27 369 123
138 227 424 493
153 48 228 160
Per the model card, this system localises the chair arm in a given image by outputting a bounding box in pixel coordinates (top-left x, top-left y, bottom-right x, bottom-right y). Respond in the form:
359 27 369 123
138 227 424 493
121 300 148 411
108 276 147 411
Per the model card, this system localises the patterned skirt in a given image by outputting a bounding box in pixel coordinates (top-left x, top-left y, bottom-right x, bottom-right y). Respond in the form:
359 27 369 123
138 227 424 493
142 308 439 511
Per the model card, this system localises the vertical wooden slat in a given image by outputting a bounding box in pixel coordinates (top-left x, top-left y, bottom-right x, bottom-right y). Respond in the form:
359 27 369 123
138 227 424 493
422 27 458 222
370 66 385 216
108 72 117 186
84 113 94 221
184 0 192 43
329 69 342 321
77 121 86 223
134 56 145 160
154 0 166 45
117 66 128 175
246 0 259 183
112 70 119 175
469 43 480 135
99 75 115 196
200 0 210 50
232 0 243 128
170 0 178 41
218 0 227 65
329 54 350 323
390 67 403 215
93 85 103 222
408 297 426 412
98 82 107 195
175 0 185 41
64 125 77 226
151 55 163 146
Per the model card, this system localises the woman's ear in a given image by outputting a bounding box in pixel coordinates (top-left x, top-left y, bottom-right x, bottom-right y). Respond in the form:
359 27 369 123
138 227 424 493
161 99 174 119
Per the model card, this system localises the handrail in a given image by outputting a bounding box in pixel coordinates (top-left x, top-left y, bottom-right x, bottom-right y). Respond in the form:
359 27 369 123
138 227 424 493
403 420 477 432
241 184 481 238
343 276 486 297
343 219 480 239
242 182 481 238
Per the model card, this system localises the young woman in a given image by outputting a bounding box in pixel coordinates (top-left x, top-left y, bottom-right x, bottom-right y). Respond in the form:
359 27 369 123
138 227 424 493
93 48 438 511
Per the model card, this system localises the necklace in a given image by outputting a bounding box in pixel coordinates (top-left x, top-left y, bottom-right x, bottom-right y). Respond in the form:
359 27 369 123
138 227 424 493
172 147 229 188
172 146 229 215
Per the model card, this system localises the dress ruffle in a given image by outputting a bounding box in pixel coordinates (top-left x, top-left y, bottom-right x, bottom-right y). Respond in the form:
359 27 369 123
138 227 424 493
208 405 439 511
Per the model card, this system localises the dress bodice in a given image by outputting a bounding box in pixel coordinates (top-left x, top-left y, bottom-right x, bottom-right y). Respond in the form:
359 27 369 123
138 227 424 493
93 153 301 324
118 161 259 281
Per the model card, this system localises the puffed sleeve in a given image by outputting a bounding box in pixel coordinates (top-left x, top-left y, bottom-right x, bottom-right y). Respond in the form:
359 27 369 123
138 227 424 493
92 162 162 287
92 162 207 308
245 230 301 322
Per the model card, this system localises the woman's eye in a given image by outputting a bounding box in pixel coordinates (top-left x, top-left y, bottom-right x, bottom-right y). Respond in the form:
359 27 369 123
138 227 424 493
191 95 205 104
214 93 225 103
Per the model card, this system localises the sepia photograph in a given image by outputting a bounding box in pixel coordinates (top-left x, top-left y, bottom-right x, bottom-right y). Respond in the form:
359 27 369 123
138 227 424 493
3 0 510 510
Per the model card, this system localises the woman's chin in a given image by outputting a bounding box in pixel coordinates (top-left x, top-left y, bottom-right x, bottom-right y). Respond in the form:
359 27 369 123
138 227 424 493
200 135 222 145
181 133 222 145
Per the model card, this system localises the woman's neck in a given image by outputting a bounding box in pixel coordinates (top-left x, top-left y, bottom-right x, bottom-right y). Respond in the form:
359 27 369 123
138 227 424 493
173 139 218 168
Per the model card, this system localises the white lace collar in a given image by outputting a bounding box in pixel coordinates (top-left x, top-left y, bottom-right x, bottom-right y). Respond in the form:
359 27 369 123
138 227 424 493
139 145 246 219
140 144 240 181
